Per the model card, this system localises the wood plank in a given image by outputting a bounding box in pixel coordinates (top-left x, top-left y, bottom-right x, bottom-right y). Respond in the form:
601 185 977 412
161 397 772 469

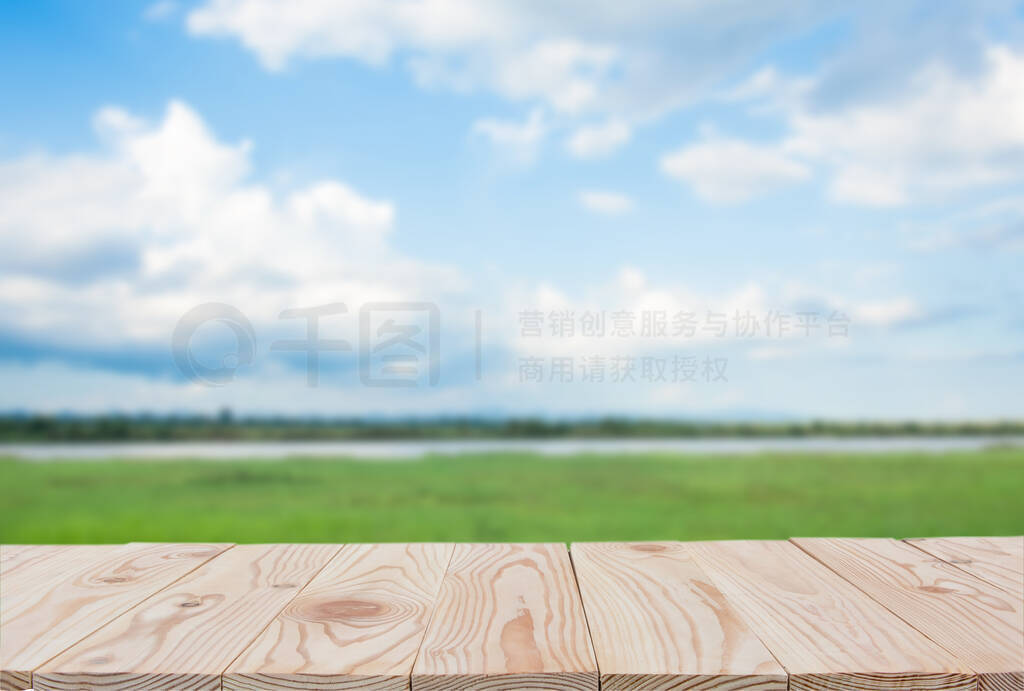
33 543 340 691
2 546 117 616
412 543 598 690
795 537 1024 691
0 545 42 572
686 540 974 691
4 546 108 623
2 545 126 691
905 536 1024 600
571 542 786 690
1 543 230 691
224 543 454 690
2 545 69 576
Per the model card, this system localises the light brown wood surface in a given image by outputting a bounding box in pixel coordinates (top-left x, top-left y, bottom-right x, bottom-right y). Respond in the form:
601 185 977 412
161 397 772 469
0 545 47 573
2 545 126 691
906 536 1024 601
225 543 454 690
412 543 598 690
33 543 340 691
571 542 785 690
1 545 116 619
0 545 40 688
686 540 974 691
1 543 230 691
3 539 1019 689
794 537 1024 691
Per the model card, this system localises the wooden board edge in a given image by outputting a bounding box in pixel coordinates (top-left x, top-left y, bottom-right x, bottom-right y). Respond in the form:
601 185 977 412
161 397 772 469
411 670 599 690
979 670 1024 690
0 669 32 691
222 672 410 690
789 672 976 691
601 672 788 690
32 671 220 690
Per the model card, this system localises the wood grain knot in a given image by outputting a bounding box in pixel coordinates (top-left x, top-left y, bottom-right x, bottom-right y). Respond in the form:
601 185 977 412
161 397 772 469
180 599 203 607
98 575 131 584
290 594 413 625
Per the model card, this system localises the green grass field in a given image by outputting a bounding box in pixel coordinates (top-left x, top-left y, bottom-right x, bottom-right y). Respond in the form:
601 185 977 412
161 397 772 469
2 448 1022 543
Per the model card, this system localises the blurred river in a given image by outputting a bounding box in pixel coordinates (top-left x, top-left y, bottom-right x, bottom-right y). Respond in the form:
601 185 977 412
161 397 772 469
1 436 1021 460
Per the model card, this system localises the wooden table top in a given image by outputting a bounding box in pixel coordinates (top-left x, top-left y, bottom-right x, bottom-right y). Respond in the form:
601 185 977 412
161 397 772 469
1 537 1021 690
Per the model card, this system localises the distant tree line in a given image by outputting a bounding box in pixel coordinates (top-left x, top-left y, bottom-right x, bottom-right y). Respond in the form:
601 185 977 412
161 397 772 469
0 413 1022 442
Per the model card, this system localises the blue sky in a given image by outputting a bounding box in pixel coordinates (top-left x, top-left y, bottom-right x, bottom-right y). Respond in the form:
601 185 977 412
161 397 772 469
0 0 1022 419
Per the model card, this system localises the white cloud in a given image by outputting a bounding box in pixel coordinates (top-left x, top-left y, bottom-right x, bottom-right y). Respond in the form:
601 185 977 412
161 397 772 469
185 1 1024 171
660 135 810 203
187 0 508 71
185 0 850 152
486 39 615 115
720 66 810 106
578 189 632 214
186 0 620 114
690 45 1024 206
185 0 841 111
850 297 920 326
471 108 547 163
180 0 1024 192
0 100 461 347
781 280 924 328
791 47 1024 205
828 167 906 207
566 119 630 158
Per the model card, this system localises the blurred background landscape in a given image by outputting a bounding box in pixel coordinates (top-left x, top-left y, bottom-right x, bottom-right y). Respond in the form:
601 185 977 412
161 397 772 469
1 1 1022 543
